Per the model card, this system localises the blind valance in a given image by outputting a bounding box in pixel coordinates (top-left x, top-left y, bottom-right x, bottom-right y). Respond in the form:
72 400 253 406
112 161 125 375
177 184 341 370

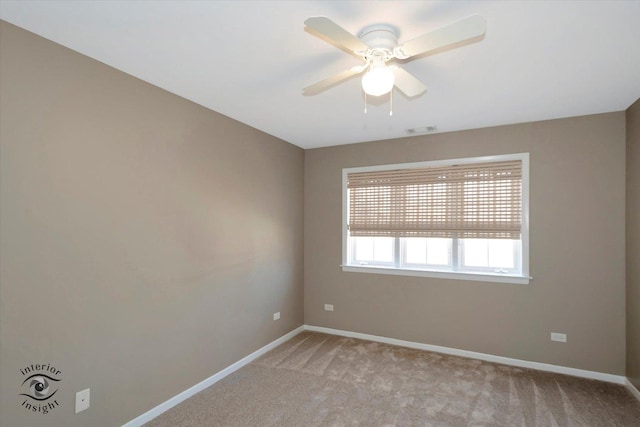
347 160 522 239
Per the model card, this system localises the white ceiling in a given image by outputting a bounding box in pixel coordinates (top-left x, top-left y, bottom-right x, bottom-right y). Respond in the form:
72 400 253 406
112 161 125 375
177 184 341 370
1 1 639 149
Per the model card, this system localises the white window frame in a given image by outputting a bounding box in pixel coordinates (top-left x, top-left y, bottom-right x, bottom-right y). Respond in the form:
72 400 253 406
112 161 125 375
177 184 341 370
342 153 531 285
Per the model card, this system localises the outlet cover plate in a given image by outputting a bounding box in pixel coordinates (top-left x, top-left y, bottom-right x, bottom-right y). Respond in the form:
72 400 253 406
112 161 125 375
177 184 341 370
324 304 334 312
273 312 280 320
550 332 567 343
75 388 90 413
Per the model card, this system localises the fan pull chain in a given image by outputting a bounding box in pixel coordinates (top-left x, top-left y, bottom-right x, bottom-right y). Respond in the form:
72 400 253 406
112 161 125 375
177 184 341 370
389 90 393 116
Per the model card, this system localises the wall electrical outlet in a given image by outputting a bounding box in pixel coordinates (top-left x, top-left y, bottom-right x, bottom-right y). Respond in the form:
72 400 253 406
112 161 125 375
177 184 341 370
550 332 567 343
273 312 280 320
324 304 334 312
75 388 90 413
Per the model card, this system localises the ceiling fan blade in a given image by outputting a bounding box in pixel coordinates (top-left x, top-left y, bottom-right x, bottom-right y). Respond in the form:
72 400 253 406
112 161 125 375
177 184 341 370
303 65 367 95
389 66 427 97
305 17 369 55
395 15 486 59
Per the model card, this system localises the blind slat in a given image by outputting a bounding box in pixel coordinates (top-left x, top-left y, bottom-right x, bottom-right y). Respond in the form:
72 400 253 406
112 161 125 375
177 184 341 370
348 160 522 239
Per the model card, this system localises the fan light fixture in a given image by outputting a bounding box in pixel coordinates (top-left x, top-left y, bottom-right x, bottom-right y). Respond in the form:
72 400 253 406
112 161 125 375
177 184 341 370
303 15 487 109
361 59 394 96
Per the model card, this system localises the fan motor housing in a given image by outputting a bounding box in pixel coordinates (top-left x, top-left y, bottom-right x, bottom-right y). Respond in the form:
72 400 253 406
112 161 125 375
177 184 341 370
357 24 399 53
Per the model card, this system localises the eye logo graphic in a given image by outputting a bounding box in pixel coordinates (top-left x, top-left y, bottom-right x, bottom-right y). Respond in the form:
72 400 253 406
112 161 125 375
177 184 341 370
21 374 59 400
19 364 62 415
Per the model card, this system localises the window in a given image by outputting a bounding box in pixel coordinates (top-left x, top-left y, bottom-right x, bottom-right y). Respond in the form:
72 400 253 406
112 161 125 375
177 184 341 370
342 153 530 284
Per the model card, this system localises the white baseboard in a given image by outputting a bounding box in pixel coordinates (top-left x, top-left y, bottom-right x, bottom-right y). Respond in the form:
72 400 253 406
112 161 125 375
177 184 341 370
122 325 305 427
304 325 627 385
627 378 640 402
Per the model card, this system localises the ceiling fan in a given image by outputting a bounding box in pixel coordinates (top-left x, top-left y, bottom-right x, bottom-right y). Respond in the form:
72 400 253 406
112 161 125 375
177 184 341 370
303 15 487 99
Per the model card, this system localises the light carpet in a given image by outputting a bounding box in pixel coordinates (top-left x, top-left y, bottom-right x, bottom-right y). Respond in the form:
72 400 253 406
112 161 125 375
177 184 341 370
145 331 640 426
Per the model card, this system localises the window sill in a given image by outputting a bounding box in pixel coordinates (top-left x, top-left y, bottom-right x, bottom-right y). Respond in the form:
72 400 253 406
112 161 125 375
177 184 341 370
341 265 531 285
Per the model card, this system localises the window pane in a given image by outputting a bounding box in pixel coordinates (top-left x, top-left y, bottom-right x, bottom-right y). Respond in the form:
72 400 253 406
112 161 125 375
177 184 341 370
373 237 394 263
354 237 374 261
426 238 451 265
405 238 427 264
463 239 489 267
488 239 516 268
462 238 517 270
353 236 393 264
402 238 451 266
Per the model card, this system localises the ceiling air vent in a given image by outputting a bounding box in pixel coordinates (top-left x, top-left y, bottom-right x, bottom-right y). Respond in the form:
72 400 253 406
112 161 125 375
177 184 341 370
406 126 437 135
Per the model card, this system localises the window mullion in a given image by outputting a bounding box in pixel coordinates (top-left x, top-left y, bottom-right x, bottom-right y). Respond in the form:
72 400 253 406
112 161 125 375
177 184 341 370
452 235 460 271
394 237 401 268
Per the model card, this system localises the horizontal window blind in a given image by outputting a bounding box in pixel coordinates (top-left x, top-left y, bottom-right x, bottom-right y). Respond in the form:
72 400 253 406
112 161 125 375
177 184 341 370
347 160 522 239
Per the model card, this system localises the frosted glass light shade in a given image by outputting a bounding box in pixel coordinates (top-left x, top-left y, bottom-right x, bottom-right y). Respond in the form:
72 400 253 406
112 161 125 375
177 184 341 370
361 66 395 96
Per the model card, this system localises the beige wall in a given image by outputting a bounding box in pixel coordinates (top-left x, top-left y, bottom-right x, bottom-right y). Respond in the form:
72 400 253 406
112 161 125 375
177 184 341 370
627 97 640 388
0 21 304 427
305 112 626 375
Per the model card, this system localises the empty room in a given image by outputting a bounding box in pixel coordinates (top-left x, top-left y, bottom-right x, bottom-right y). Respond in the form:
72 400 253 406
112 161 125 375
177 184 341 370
1 1 640 426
